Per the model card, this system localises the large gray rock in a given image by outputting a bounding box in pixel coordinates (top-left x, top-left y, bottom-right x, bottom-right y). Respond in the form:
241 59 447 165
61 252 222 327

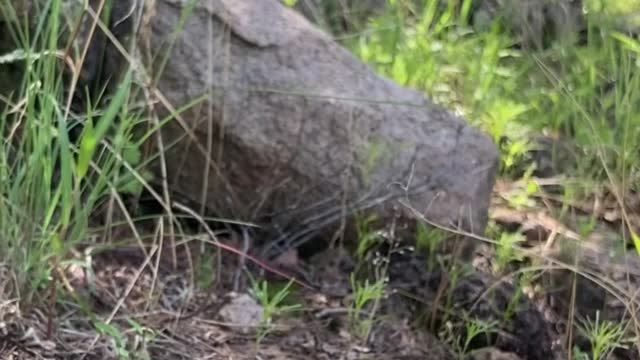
145 0 498 257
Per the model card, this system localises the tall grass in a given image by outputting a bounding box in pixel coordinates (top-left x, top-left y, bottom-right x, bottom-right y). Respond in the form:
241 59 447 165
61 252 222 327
0 0 141 303
344 0 640 184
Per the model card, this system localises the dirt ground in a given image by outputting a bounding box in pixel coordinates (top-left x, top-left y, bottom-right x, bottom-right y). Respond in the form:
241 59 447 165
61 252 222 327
2 184 640 360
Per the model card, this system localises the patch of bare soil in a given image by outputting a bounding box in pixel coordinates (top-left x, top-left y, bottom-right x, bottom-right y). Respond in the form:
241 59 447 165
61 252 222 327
0 240 545 360
0 245 459 360
0 247 468 358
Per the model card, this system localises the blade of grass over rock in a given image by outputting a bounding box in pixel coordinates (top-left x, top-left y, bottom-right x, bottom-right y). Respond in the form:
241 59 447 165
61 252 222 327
152 0 199 84
77 69 133 181
56 111 73 230
135 92 209 147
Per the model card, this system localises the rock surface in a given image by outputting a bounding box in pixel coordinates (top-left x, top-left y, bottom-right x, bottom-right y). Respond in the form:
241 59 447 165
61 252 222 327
467 347 523 360
145 0 498 256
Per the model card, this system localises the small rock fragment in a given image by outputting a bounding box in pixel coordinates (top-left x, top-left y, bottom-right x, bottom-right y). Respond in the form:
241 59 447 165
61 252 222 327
467 347 523 360
218 293 263 334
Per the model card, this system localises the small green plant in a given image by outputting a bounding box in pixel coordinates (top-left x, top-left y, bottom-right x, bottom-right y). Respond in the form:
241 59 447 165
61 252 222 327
502 272 533 322
127 319 157 360
503 170 539 210
347 272 387 342
441 317 499 359
355 213 384 260
577 311 633 360
443 262 472 313
500 136 533 176
415 222 447 270
461 319 499 357
93 319 157 360
494 232 525 273
573 346 590 360
93 321 130 360
249 278 301 345
194 249 216 290
486 100 532 175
